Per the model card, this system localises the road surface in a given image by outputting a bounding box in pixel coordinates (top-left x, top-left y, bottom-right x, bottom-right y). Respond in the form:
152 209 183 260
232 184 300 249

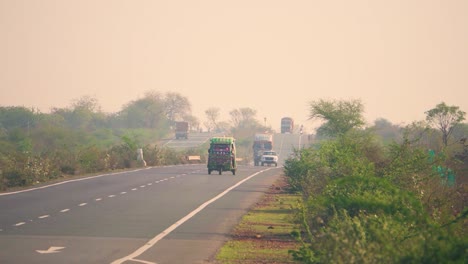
0 133 302 263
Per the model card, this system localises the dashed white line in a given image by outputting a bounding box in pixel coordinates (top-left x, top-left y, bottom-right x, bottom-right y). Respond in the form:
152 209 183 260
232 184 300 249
14 222 25 227
79 203 87 206
96 198 102 201
60 209 70 213
140 185 146 188
108 195 116 198
38 215 49 219
121 192 127 194
132 188 137 191
147 183 152 186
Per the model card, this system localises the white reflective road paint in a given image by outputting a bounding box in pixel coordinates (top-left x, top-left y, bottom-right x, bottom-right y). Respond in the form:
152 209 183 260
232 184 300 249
111 168 274 264
2 168 196 233
0 167 152 196
36 246 65 254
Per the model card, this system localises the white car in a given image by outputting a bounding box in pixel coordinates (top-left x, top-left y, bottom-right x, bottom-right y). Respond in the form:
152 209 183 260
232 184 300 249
260 150 278 167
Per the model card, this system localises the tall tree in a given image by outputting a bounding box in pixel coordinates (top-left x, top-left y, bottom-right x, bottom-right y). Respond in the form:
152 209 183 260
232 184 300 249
370 118 402 143
51 96 105 131
309 99 365 137
0 106 37 132
229 108 259 128
205 107 220 132
425 102 466 147
164 92 191 124
119 92 167 129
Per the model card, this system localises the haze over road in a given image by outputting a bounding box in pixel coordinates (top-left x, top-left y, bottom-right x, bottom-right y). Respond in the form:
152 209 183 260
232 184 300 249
1 1 467 132
0 133 301 263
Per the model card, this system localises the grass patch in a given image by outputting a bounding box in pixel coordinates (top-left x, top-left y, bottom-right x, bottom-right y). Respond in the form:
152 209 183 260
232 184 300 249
215 176 301 263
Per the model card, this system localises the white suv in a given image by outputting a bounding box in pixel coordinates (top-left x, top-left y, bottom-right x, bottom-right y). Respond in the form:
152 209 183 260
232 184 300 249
260 150 278 167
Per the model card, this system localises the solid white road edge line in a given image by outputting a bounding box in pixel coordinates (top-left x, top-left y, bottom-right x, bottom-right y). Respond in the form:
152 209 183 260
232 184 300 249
0 167 153 196
111 168 274 264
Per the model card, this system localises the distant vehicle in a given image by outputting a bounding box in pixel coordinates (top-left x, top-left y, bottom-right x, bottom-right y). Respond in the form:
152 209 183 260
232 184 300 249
175 121 189 139
281 117 294 133
252 133 273 166
207 137 237 175
260 150 278 167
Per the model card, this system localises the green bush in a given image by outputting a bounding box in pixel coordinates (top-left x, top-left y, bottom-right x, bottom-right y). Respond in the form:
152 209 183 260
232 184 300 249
287 131 467 263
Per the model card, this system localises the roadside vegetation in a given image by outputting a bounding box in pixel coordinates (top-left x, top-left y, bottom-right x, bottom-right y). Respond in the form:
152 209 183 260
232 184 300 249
1 93 466 263
283 100 467 263
216 176 301 263
0 92 268 191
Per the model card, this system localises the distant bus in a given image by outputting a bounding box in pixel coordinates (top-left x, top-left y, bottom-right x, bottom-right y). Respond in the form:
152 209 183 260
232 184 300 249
280 117 294 133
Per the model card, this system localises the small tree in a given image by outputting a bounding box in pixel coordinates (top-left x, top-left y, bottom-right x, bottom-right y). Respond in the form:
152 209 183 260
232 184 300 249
309 99 365 137
425 102 466 147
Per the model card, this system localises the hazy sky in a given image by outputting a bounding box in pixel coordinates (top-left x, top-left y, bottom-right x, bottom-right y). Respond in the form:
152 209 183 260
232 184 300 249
1 0 467 132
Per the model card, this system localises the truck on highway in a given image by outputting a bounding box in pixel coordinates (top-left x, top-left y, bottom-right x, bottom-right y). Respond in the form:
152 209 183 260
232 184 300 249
252 133 273 166
281 117 294 134
207 137 237 175
175 121 189 139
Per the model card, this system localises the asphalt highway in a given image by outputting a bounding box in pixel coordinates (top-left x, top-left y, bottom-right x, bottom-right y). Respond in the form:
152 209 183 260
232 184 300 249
0 132 303 263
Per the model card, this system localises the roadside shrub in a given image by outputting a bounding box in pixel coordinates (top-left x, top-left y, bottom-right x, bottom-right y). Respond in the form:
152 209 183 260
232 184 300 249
143 145 163 166
77 145 108 173
107 144 135 169
288 131 467 263
284 131 381 199
315 176 427 224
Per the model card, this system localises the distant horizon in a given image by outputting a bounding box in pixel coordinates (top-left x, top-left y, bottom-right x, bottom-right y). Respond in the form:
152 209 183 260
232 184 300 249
3 93 462 135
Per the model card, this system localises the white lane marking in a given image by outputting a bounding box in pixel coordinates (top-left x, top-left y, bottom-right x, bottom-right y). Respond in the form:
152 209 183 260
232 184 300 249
155 181 160 183
60 209 70 213
14 222 26 226
38 215 49 219
96 198 102 201
170 176 175 179
108 195 116 198
0 168 151 196
140 185 146 188
147 183 152 186
132 188 137 191
36 246 65 254
79 203 87 206
111 168 273 264
131 258 156 264
121 192 127 194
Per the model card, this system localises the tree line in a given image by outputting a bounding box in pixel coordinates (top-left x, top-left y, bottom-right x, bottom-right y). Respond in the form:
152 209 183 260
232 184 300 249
0 91 267 190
